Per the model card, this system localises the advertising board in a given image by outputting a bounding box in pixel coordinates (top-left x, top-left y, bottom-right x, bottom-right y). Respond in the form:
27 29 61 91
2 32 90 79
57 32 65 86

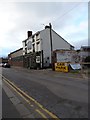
55 62 68 72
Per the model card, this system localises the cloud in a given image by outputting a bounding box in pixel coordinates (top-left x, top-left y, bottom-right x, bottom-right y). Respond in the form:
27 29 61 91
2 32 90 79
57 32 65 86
0 2 88 57
52 2 88 48
73 39 88 49
0 0 89 2
56 20 88 48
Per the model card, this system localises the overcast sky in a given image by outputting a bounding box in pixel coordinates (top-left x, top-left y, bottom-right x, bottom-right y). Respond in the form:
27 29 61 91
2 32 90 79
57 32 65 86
0 1 88 57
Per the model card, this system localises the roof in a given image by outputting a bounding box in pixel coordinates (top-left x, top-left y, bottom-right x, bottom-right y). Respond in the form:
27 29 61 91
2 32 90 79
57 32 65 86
8 48 23 55
81 46 90 48
22 27 74 48
22 38 29 42
53 49 76 53
81 46 90 51
22 31 40 42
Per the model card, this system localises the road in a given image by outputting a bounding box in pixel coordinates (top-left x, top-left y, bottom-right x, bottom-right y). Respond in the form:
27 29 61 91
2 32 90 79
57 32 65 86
2 67 88 118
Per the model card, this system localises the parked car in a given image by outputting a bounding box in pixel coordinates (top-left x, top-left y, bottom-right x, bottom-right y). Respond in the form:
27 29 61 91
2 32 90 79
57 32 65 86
0 63 4 67
4 63 10 68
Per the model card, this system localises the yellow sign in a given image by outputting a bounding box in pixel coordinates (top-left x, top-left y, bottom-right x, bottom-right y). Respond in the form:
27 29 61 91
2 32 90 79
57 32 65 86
55 62 68 72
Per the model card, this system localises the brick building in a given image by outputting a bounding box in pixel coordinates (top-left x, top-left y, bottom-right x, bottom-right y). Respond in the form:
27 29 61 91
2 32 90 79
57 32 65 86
8 48 23 67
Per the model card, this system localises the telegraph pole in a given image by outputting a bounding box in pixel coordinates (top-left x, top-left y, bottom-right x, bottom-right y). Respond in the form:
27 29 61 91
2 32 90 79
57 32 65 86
49 23 53 69
49 23 53 52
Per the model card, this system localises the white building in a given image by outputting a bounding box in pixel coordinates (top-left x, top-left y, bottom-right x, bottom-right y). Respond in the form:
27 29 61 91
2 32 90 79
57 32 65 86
22 26 74 69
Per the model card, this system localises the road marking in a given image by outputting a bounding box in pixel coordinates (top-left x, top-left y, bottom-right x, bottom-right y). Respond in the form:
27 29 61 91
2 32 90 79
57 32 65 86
3 78 30 104
35 109 48 119
3 79 46 118
2 75 60 119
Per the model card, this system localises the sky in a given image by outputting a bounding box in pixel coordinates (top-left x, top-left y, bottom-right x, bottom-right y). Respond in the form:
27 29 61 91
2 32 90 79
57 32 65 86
0 0 88 57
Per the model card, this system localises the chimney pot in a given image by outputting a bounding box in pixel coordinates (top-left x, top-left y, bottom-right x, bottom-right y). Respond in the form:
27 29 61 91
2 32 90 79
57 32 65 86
45 26 50 29
27 31 32 38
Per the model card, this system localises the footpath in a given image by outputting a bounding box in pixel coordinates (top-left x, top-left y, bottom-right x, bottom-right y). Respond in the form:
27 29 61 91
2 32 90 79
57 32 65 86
2 89 21 118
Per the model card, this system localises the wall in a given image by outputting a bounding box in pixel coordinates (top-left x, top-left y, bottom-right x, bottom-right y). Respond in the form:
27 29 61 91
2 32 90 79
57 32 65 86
11 48 23 58
40 28 73 67
52 30 73 50
40 28 51 67
8 48 23 67
10 60 23 67
27 38 33 53
78 50 90 62
22 40 28 55
53 50 79 63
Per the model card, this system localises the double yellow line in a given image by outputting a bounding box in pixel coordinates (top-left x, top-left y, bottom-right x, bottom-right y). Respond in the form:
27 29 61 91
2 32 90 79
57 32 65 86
2 75 60 120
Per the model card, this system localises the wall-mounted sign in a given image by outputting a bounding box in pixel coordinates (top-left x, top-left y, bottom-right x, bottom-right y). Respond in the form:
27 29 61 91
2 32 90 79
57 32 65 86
55 62 68 72
36 56 40 63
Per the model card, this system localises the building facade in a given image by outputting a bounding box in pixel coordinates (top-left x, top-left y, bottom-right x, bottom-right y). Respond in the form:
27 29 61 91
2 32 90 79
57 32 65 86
53 49 80 63
22 26 74 69
0 58 8 63
8 48 23 67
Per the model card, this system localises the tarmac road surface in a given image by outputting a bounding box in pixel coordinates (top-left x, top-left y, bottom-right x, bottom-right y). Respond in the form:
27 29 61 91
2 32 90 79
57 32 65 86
2 67 88 118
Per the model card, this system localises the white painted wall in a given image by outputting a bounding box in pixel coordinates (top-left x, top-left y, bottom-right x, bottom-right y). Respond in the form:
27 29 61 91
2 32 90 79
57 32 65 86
52 30 72 50
40 28 51 67
36 41 41 52
40 28 73 66
27 38 33 53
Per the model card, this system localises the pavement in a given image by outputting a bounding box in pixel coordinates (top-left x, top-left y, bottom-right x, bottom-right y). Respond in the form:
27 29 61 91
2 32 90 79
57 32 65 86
2 80 36 119
2 89 21 118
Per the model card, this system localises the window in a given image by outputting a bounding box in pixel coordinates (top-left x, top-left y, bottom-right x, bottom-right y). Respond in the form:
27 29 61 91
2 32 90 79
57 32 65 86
47 57 49 60
27 41 32 50
25 48 27 54
33 44 35 52
36 33 39 36
36 42 40 52
32 36 35 42
36 39 39 41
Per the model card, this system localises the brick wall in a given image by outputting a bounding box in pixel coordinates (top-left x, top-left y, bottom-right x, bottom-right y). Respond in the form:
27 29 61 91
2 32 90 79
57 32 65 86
8 56 23 67
10 61 23 67
11 49 23 58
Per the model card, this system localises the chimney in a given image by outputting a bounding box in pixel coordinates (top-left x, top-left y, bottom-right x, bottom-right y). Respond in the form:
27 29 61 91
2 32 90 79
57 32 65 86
45 25 50 29
27 31 32 38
